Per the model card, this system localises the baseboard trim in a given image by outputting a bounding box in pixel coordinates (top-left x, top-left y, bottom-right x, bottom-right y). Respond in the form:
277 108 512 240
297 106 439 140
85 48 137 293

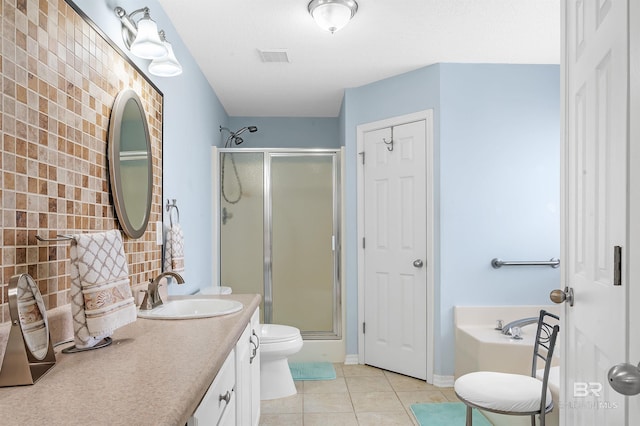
344 354 359 365
432 374 454 387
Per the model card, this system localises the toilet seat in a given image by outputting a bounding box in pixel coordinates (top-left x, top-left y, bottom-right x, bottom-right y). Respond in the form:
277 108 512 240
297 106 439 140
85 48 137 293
261 324 301 344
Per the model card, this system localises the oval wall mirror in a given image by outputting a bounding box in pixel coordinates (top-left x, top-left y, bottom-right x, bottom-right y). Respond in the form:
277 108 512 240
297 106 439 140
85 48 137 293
108 89 153 239
16 274 50 360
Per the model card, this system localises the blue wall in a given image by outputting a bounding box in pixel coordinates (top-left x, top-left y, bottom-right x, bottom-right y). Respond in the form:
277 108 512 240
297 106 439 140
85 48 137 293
73 0 228 295
437 64 560 375
341 63 560 377
227 117 339 148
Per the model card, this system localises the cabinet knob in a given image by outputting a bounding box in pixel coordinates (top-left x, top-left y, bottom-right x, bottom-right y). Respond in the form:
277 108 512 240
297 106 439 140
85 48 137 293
219 391 231 405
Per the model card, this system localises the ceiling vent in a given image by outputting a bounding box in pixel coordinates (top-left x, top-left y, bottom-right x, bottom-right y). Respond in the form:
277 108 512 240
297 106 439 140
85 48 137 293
258 49 290 63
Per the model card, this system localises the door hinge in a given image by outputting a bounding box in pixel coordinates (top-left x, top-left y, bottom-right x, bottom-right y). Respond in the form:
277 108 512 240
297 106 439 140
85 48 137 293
362 322 366 334
359 151 365 165
614 245 622 286
362 237 365 249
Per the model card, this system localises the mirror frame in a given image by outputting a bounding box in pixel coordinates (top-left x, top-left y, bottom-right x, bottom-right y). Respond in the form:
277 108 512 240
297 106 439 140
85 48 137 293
108 89 153 239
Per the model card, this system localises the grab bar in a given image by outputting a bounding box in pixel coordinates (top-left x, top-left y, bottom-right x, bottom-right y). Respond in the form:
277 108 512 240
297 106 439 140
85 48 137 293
491 258 560 269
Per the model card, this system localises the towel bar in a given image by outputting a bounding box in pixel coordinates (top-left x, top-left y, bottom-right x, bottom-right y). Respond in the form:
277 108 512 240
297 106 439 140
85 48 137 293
491 258 560 269
166 199 180 226
35 234 74 242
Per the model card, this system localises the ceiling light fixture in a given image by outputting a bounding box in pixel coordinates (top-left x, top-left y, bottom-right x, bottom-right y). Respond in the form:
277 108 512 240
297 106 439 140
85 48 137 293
308 0 358 34
115 6 183 77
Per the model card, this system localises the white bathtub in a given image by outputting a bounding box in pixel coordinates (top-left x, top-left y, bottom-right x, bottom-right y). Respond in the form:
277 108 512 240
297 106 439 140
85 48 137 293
454 306 560 426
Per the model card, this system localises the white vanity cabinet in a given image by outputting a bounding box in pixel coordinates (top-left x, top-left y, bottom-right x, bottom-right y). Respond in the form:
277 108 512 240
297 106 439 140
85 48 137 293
188 348 236 425
236 308 261 426
188 307 260 426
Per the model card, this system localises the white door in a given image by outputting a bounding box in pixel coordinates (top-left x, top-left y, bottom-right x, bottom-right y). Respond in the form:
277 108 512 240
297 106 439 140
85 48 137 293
629 1 640 422
362 119 428 380
562 0 628 424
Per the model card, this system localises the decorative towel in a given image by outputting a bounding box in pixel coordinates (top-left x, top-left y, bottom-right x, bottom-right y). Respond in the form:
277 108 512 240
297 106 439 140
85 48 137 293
70 230 137 349
164 223 185 272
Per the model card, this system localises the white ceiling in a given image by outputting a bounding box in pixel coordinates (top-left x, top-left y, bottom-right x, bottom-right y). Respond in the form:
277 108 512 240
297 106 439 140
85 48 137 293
157 0 560 118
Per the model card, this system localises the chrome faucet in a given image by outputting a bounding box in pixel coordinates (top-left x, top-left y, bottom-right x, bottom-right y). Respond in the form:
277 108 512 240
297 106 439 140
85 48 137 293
501 317 539 335
139 271 185 310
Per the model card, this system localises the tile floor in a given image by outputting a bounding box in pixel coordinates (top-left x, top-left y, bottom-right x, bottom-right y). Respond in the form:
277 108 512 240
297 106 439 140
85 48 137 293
259 364 459 425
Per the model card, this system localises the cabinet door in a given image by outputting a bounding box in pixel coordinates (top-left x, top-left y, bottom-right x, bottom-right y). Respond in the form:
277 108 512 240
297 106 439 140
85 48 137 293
218 392 237 426
250 309 261 426
189 349 236 426
235 322 252 426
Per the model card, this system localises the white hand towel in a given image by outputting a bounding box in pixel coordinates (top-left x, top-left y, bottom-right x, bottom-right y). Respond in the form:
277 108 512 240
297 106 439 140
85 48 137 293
70 230 137 349
164 224 185 272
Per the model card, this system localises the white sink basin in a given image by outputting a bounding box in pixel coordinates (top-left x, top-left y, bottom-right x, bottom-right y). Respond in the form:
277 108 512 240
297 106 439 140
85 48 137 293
137 298 243 320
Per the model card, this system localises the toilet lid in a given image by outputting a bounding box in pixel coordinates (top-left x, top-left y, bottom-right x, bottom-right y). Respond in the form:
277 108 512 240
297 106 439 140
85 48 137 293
199 286 232 295
261 324 301 343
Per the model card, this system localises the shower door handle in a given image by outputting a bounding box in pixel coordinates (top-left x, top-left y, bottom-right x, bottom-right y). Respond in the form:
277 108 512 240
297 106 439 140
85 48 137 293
413 259 424 268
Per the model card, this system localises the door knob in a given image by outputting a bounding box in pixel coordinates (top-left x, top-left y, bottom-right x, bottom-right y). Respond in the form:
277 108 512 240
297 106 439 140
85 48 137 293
413 259 424 268
550 287 574 306
608 362 640 396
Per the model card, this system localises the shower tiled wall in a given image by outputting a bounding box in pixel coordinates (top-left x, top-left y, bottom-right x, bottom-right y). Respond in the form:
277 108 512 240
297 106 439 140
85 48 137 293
0 0 163 322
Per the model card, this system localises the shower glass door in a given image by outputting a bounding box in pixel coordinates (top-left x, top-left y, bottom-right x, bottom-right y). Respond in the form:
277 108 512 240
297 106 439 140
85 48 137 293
219 152 265 320
219 149 341 339
269 154 337 336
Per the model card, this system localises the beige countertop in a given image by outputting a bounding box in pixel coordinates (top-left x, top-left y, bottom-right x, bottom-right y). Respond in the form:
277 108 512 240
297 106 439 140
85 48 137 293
0 293 261 426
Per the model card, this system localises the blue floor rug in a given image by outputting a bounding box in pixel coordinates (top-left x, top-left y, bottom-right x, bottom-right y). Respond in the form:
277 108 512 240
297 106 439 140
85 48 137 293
410 402 492 426
289 362 336 381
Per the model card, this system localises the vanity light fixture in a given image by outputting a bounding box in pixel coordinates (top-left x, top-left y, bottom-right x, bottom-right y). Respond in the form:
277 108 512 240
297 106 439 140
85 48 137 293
308 0 358 34
148 31 183 77
115 6 183 77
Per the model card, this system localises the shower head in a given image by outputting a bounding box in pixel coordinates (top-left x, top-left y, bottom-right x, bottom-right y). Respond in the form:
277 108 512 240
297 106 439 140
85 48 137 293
234 126 258 137
220 125 258 148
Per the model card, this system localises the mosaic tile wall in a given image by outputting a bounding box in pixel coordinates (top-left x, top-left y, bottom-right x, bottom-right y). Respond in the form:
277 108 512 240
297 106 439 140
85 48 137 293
0 0 163 322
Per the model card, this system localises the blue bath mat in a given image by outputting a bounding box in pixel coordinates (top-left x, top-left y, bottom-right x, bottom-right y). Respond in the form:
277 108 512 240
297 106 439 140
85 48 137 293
410 402 492 426
289 362 336 381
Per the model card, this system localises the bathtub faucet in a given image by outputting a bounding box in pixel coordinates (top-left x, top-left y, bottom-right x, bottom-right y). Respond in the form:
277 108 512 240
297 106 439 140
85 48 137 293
501 317 539 335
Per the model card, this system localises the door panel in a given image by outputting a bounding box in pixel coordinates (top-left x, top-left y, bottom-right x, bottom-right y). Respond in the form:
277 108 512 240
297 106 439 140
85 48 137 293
363 120 427 380
563 0 627 423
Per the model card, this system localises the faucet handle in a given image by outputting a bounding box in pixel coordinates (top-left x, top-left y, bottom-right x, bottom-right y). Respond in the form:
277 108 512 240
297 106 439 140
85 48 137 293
139 289 152 310
148 278 165 308
510 326 523 340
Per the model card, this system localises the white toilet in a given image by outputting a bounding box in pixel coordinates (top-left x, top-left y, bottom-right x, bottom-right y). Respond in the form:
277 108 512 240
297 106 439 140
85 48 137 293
198 286 232 295
260 323 303 400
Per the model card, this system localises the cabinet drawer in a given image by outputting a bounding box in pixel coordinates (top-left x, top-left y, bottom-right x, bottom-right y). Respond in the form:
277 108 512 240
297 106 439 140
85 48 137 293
190 348 236 425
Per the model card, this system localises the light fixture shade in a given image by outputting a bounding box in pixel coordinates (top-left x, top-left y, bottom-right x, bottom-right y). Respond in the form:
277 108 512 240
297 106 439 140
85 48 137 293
130 15 166 59
149 41 183 77
308 0 358 33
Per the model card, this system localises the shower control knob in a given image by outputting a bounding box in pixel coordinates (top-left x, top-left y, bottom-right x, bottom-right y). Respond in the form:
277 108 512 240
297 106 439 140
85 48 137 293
550 287 574 307
413 259 424 268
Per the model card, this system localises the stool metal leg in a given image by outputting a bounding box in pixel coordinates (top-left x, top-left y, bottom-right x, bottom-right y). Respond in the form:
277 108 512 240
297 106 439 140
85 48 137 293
466 406 473 426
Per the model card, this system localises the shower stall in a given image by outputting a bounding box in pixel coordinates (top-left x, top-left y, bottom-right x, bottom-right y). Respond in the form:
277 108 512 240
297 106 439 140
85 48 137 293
213 148 342 341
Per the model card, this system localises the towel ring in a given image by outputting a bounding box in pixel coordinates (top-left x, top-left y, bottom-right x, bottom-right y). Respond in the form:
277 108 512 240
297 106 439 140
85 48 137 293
166 199 180 226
